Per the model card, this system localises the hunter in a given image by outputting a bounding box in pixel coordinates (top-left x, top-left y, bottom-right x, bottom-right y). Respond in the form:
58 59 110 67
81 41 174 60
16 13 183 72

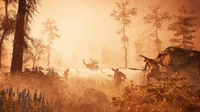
64 68 70 81
113 68 126 89
141 55 160 84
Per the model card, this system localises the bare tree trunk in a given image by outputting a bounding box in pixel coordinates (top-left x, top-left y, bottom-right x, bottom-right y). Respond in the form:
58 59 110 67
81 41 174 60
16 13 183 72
155 26 160 53
123 24 128 68
155 13 160 54
11 0 26 73
123 40 128 68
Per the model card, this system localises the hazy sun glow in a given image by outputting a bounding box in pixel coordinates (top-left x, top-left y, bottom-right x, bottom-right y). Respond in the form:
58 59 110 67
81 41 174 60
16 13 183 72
1 0 200 69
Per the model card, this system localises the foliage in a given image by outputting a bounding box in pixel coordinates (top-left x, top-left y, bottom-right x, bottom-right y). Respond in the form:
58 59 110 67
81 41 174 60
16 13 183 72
110 0 137 28
11 0 40 73
46 67 60 77
143 5 171 53
0 0 16 70
23 0 40 55
110 0 137 68
0 68 118 112
0 13 16 41
0 85 57 112
2 69 200 112
0 13 16 47
112 77 200 112
143 5 171 30
42 19 60 41
24 0 40 42
168 6 197 50
1 68 72 111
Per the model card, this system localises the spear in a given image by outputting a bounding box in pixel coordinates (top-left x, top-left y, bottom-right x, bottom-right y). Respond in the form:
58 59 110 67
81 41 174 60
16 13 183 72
129 68 146 71
140 55 149 59
107 74 114 78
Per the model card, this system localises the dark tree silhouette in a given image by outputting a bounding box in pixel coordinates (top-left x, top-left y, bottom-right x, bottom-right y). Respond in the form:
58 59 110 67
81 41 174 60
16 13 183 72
143 5 171 53
42 19 60 68
110 0 137 68
10 0 26 73
10 0 39 73
168 6 197 50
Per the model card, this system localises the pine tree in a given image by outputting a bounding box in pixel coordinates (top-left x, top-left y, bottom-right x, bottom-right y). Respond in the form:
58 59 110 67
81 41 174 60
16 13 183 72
168 6 197 49
42 19 60 68
143 5 171 53
110 0 137 68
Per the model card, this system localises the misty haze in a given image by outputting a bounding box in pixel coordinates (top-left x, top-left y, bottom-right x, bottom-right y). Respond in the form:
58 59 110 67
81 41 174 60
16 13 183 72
0 0 200 112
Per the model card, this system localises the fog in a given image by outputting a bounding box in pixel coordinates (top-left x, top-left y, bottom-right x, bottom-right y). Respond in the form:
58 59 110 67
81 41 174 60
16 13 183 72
0 0 200 111
1 0 200 70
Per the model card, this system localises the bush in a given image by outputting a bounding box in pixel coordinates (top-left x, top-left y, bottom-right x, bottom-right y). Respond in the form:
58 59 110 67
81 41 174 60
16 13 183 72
112 77 200 112
0 69 114 112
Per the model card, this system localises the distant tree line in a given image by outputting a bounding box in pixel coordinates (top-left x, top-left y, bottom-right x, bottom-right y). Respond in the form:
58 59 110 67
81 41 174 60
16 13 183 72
111 0 198 68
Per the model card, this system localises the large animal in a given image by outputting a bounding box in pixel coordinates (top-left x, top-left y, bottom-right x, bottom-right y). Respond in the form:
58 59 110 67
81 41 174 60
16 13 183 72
82 59 99 71
156 46 200 75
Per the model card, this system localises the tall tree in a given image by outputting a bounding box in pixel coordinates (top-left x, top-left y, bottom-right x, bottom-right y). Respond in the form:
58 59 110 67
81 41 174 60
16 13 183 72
0 0 16 70
110 0 137 68
10 0 26 73
143 5 171 53
42 19 60 68
168 6 197 49
10 0 39 73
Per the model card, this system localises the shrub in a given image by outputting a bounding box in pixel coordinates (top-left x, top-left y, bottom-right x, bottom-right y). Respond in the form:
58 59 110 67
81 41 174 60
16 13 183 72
112 77 200 112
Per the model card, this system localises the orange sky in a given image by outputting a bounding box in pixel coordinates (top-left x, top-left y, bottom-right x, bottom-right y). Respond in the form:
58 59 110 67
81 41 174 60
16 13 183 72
1 0 200 69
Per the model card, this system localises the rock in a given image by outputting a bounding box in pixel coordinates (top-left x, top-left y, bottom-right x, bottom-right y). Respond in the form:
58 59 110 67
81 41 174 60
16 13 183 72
76 88 110 112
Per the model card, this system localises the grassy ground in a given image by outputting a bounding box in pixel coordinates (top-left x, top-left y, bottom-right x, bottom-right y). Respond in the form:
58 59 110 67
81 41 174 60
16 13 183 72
1 68 200 112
